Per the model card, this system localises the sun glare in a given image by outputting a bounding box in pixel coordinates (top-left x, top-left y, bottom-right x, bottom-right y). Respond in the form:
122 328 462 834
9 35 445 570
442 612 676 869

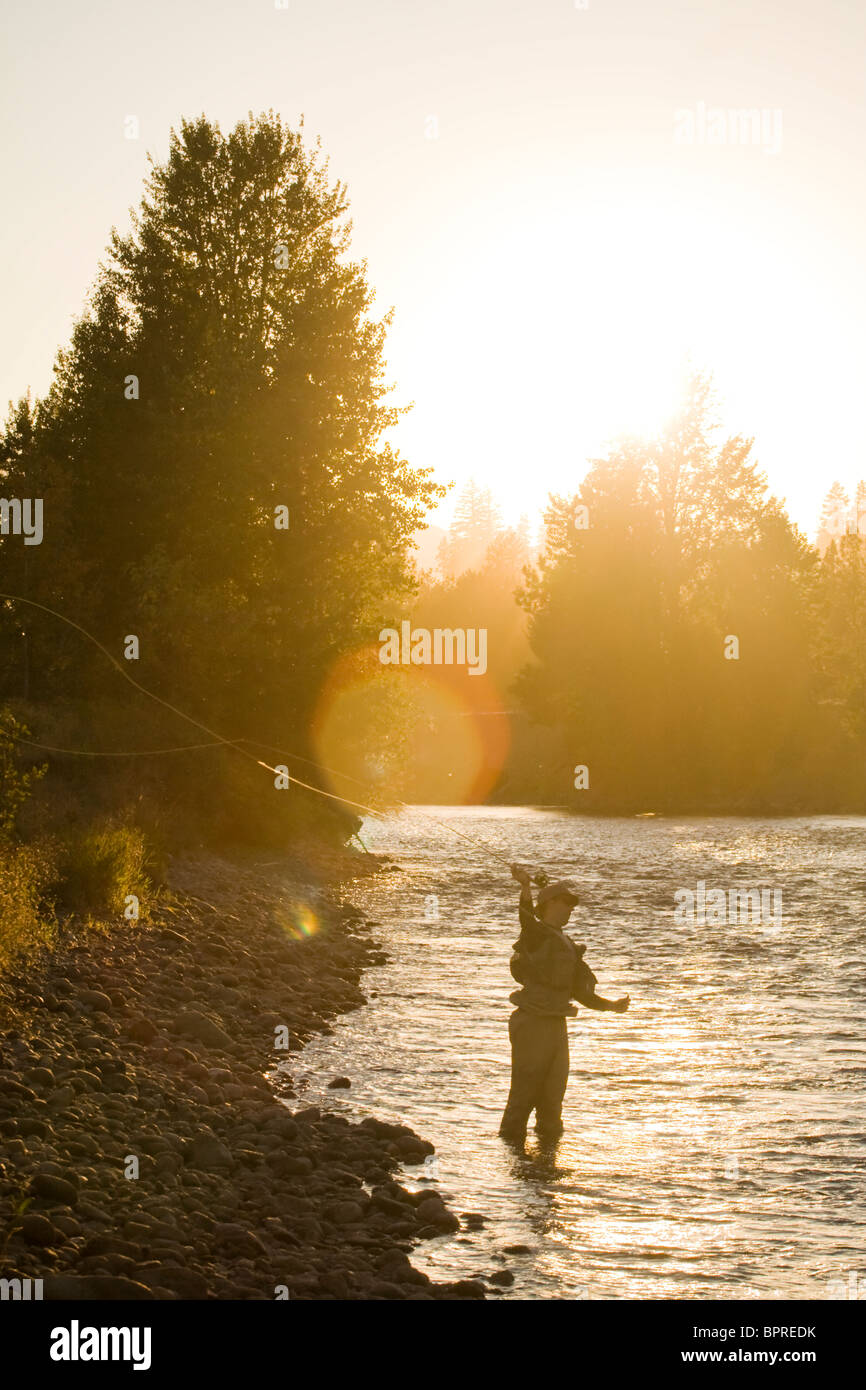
392 174 821 528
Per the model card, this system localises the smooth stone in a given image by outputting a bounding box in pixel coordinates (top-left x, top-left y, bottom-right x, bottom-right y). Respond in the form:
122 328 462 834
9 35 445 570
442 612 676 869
29 1173 78 1206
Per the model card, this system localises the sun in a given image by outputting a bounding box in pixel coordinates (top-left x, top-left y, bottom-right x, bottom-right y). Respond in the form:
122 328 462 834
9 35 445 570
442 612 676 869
389 174 715 526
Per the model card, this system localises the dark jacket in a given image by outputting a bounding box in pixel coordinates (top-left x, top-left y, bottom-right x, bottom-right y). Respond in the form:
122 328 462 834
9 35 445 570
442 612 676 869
509 898 613 1018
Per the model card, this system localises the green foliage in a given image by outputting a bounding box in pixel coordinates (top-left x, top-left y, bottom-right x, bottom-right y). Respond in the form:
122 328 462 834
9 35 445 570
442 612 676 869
0 112 443 844
0 710 46 839
52 823 150 920
811 534 866 747
0 1193 34 1258
512 372 865 812
0 840 58 975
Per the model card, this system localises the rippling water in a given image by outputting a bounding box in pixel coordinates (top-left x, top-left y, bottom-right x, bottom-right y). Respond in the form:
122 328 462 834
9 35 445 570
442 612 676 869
286 809 866 1300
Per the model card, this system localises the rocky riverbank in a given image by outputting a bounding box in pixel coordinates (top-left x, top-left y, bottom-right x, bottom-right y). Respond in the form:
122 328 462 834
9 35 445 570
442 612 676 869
0 846 486 1299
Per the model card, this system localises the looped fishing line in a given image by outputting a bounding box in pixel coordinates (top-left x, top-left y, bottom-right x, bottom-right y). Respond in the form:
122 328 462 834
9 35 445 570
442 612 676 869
0 592 520 869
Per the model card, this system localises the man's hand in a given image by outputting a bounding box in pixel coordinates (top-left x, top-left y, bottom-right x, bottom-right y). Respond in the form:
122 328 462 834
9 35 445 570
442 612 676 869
611 995 630 1013
510 863 531 886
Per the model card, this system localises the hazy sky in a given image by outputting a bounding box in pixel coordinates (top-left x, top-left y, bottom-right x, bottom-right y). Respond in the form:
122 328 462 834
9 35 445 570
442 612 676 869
3 0 866 538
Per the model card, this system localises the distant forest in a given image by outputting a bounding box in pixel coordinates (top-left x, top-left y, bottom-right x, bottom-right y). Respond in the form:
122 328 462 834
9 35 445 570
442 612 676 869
408 419 866 812
1 112 865 858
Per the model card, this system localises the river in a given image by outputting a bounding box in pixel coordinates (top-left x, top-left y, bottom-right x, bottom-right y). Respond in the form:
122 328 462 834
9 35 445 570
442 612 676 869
284 808 866 1300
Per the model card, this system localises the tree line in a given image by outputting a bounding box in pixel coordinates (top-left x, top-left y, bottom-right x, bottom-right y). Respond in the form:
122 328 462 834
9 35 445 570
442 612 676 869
410 382 865 813
0 112 440 847
2 112 863 839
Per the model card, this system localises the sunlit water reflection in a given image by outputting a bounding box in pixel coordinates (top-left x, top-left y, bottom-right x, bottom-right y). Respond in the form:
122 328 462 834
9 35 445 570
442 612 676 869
284 809 866 1299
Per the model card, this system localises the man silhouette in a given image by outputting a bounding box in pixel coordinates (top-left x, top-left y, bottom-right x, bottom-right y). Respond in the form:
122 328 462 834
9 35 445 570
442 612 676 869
499 864 630 1144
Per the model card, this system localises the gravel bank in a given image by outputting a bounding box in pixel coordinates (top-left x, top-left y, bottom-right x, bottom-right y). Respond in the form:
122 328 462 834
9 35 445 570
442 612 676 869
0 847 486 1300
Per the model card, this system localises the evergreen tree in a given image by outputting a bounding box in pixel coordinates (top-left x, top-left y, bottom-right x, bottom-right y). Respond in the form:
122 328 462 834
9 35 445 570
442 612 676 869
0 112 443 841
817 480 852 550
437 481 503 577
514 373 817 810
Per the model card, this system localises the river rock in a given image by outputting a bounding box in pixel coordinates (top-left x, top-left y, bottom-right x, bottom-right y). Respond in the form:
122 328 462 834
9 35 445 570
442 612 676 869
29 1172 78 1205
325 1199 366 1226
461 1211 487 1229
80 990 112 1013
17 1117 49 1137
185 1132 234 1169
24 1067 54 1088
19 1213 62 1245
47 1086 76 1110
172 1010 233 1050
213 1223 267 1256
436 1279 487 1300
415 1195 460 1232
262 1111 299 1139
126 1016 160 1043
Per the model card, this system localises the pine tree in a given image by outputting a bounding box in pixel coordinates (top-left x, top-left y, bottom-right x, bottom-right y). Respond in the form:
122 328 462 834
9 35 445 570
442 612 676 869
818 481 851 550
437 481 503 577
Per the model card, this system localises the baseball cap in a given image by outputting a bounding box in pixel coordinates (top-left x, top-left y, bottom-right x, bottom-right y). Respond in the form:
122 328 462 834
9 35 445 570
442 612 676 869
536 879 580 908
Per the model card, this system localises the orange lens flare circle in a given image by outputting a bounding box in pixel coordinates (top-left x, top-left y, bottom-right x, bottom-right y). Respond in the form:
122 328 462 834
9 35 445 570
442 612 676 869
310 642 511 805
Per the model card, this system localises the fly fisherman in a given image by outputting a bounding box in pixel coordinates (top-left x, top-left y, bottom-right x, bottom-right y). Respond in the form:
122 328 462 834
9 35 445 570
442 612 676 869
499 864 630 1144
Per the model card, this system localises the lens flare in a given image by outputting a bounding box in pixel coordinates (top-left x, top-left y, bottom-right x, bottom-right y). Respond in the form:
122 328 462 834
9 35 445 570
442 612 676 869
311 642 511 804
276 902 319 940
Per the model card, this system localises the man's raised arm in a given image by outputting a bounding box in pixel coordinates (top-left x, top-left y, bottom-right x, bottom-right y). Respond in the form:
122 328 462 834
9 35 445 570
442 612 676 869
510 863 540 936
